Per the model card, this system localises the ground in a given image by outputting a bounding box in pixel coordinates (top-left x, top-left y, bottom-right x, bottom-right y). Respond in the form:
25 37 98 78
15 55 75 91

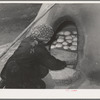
0 4 41 45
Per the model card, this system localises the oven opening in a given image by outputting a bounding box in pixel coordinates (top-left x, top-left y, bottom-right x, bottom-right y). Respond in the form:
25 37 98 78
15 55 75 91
49 21 78 69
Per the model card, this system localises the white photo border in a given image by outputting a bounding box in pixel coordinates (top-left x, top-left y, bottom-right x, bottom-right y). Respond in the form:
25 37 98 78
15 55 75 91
0 1 100 99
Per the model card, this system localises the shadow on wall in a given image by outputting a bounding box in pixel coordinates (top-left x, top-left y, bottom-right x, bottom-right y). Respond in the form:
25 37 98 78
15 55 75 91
0 4 41 45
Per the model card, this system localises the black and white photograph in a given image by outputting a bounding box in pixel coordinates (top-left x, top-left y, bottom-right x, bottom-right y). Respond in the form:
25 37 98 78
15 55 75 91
0 2 100 91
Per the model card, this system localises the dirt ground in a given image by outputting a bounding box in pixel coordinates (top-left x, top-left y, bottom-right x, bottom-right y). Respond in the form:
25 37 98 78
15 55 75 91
0 4 41 45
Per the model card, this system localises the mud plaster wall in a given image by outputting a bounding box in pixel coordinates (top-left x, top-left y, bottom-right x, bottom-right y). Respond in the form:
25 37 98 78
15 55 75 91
35 4 100 84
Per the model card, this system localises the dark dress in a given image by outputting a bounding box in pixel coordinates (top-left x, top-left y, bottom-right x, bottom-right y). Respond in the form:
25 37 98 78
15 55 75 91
0 36 66 88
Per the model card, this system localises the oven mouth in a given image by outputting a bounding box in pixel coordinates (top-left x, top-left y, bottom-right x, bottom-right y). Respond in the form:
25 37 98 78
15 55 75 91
45 17 85 87
48 19 79 69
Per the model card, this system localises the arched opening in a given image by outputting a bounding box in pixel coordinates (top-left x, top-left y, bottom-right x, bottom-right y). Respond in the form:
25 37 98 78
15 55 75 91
49 20 78 69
